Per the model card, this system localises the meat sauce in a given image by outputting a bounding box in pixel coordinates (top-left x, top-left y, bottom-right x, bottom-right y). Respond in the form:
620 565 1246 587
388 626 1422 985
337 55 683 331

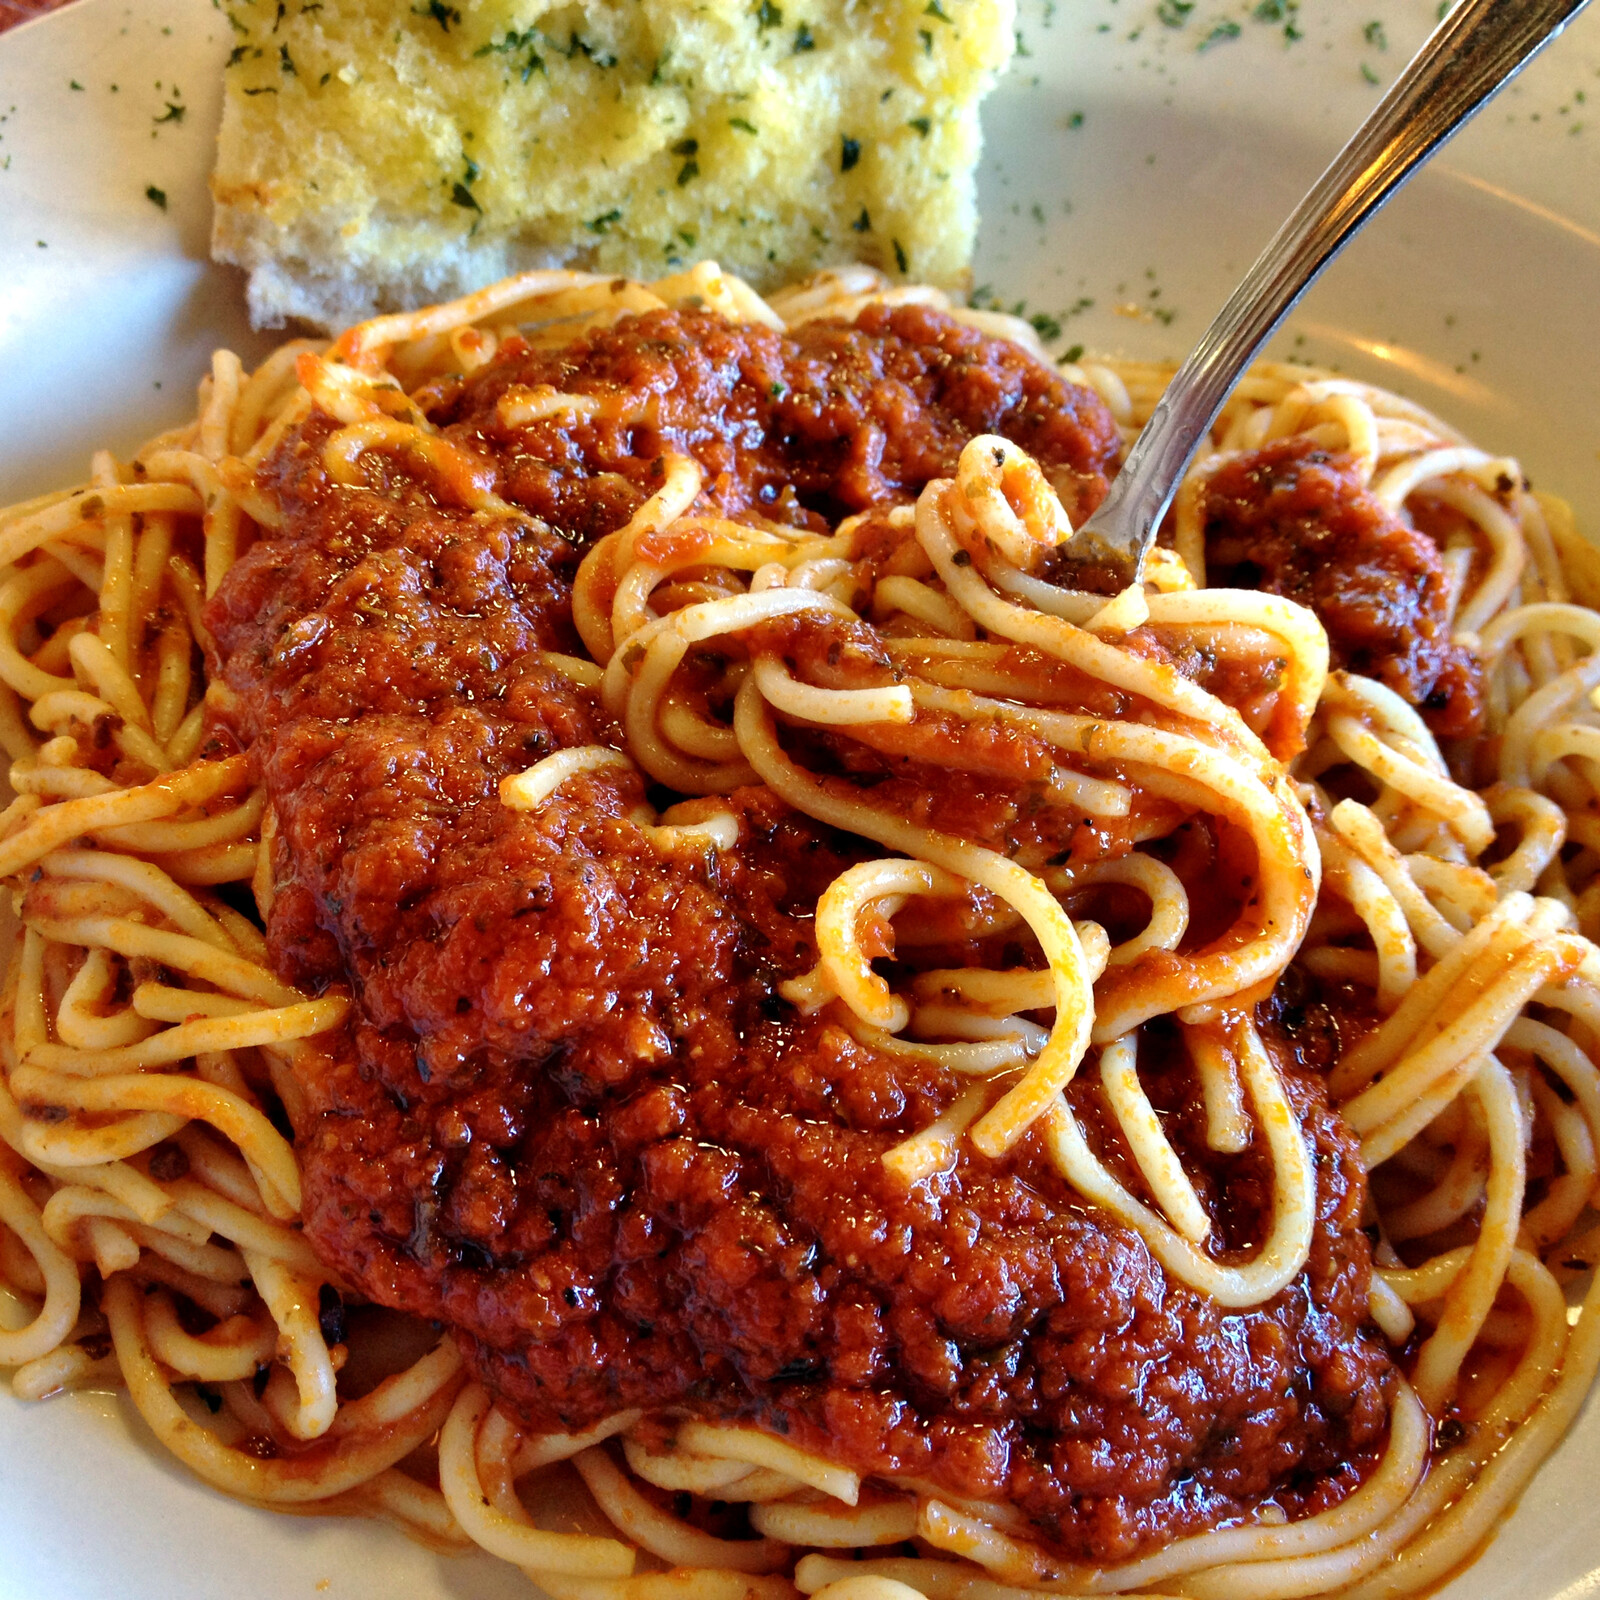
207 306 1412 1561
1200 438 1483 737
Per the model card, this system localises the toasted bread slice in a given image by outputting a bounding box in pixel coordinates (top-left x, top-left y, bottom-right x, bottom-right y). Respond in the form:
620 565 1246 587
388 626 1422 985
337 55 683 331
210 0 1015 331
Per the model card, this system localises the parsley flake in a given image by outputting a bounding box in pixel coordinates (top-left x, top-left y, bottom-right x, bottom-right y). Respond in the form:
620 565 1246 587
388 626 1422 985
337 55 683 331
475 28 545 82
414 0 460 31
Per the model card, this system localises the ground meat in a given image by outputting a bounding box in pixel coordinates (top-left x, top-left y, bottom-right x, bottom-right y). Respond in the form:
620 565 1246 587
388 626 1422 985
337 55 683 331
205 306 1392 1563
1201 437 1483 738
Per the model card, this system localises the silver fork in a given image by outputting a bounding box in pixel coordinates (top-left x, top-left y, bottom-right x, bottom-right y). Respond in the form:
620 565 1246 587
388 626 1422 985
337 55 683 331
1059 0 1593 592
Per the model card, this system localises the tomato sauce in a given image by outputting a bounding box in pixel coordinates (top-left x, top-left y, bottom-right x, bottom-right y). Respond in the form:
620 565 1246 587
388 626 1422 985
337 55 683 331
1201 438 1483 737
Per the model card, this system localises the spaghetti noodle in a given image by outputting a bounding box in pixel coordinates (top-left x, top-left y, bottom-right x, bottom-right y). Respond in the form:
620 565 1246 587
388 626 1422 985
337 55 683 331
3 261 1600 1598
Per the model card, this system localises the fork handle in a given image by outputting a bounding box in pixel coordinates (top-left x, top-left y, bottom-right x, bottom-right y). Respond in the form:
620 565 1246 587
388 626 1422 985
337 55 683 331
1073 0 1592 580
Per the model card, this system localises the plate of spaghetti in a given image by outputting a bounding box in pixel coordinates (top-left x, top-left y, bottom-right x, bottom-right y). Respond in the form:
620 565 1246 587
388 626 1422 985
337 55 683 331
6 5 1600 1600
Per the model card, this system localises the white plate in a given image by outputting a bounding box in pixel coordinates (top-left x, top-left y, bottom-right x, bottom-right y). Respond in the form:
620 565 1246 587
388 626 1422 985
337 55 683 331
3 1 1600 1595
